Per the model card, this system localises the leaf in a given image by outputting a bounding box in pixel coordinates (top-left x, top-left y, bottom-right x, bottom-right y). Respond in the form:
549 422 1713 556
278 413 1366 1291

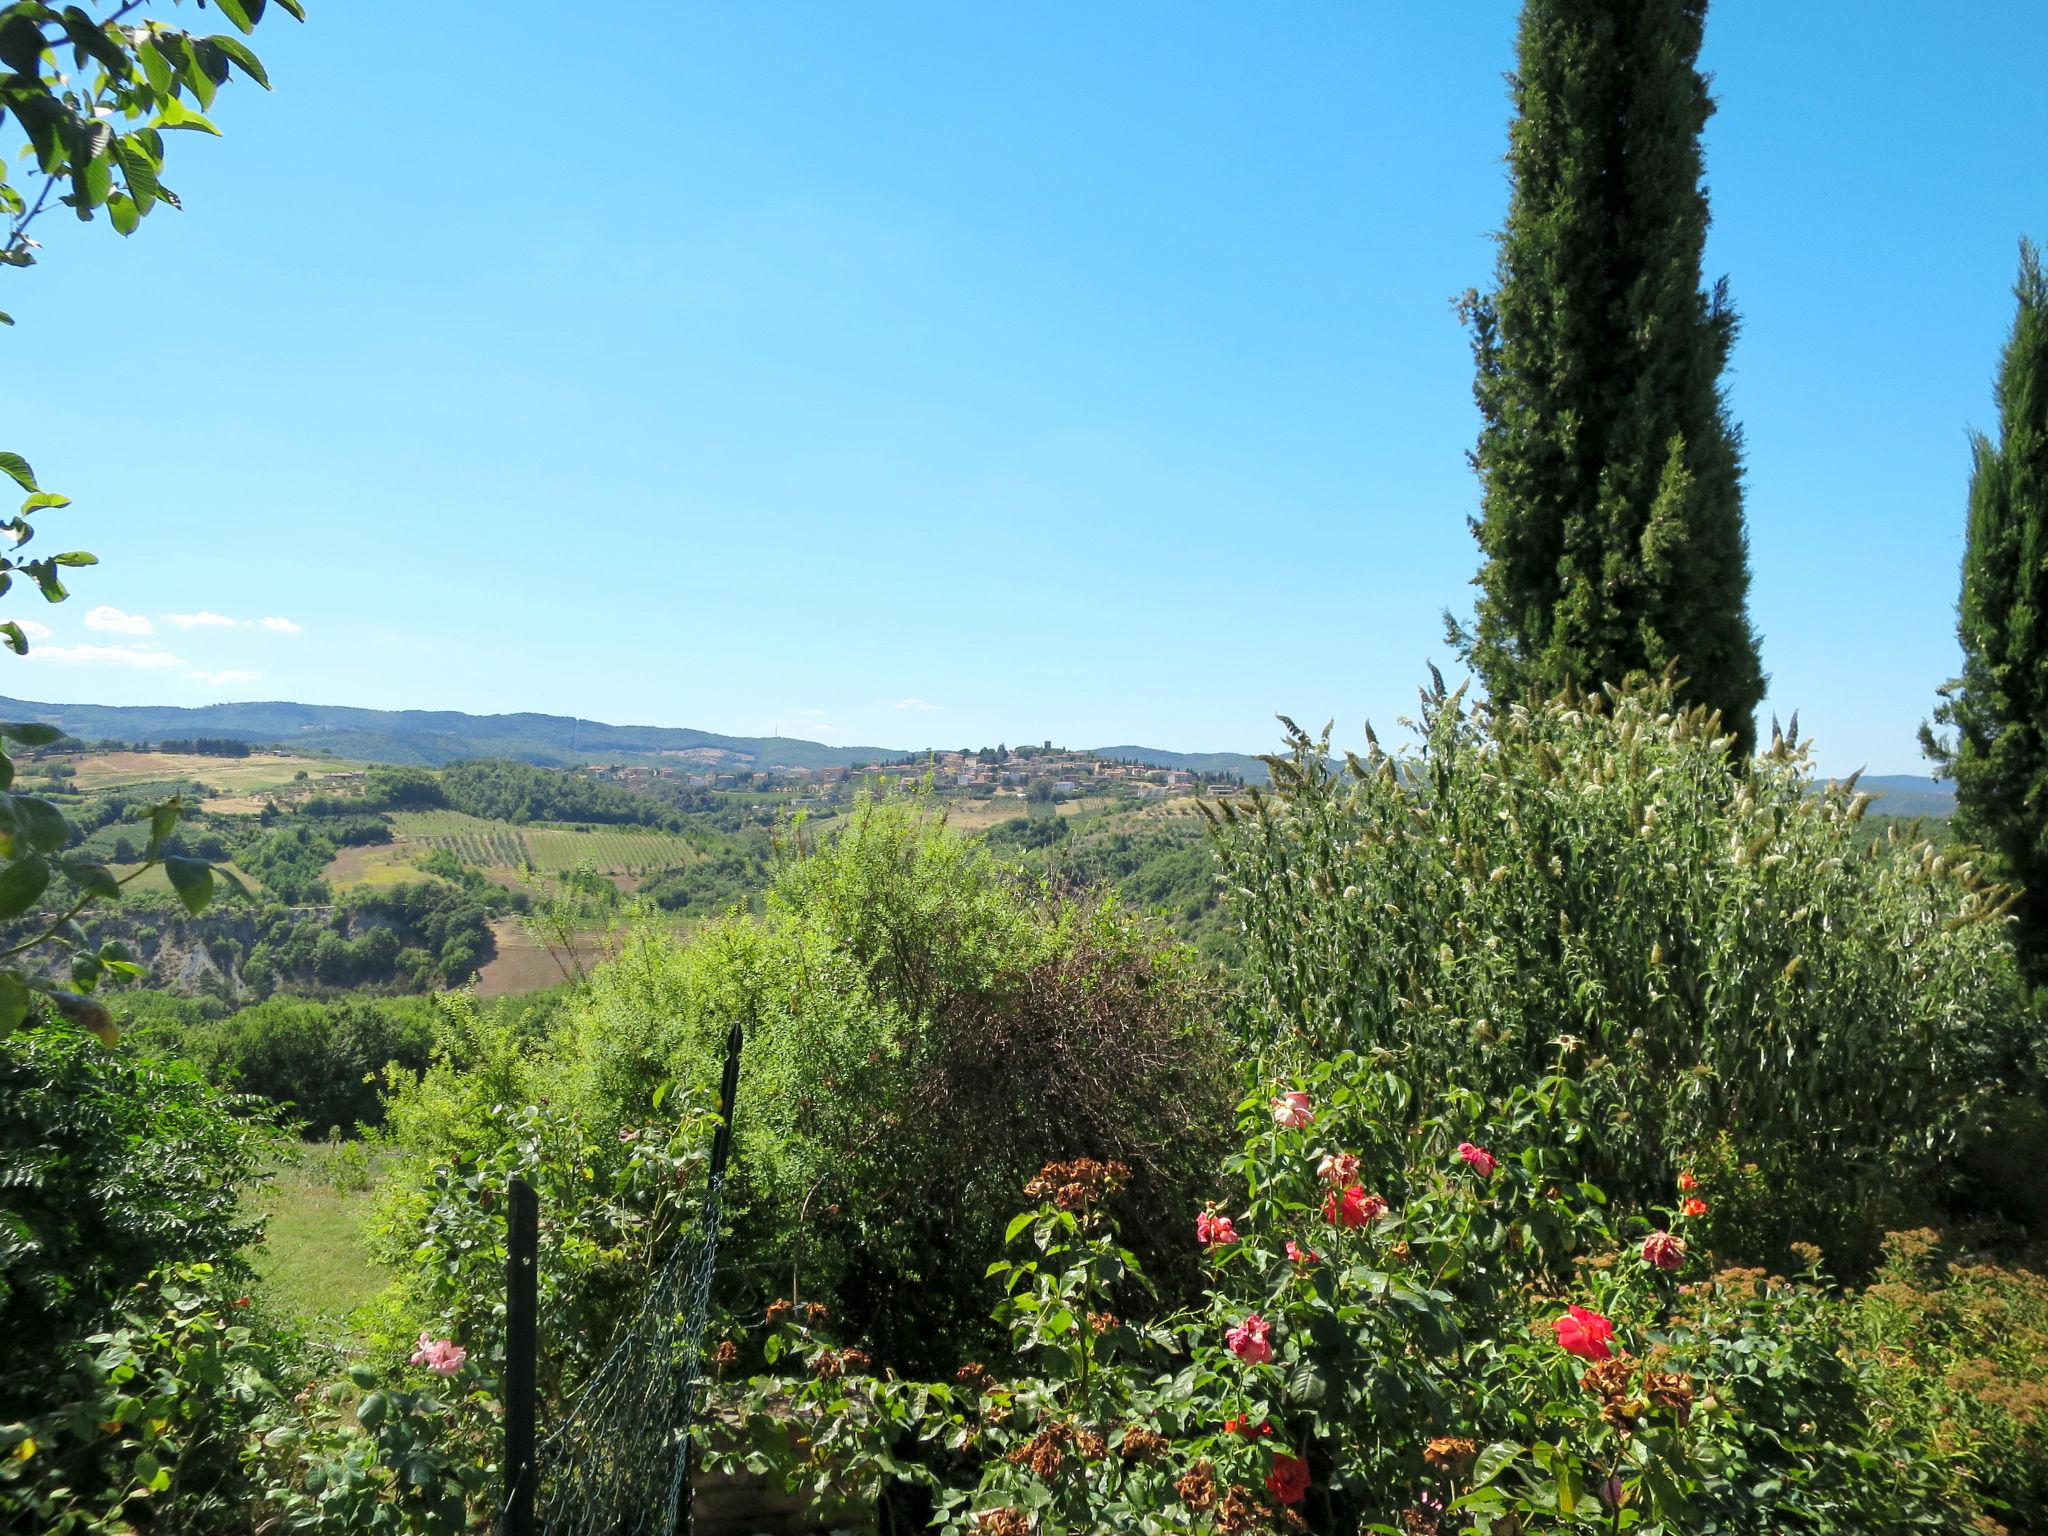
10 797 71 854
355 1390 389 1428
163 856 215 915
0 454 36 494
0 973 31 1034
1005 1210 1036 1244
206 33 269 87
139 39 174 98
214 0 264 34
114 138 159 212
51 551 96 566
19 491 69 513
156 98 222 136
0 624 22 658
148 800 181 850
61 860 119 900
1472 1441 1519 1488
0 723 62 749
45 989 116 1044
108 193 139 236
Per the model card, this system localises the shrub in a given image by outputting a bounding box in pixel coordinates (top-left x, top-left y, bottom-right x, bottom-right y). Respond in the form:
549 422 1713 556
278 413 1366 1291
171 995 438 1133
0 1264 287 1536
716 1077 1969 1534
1851 1228 2048 1528
0 1029 277 1409
377 794 1232 1376
1208 678 2036 1264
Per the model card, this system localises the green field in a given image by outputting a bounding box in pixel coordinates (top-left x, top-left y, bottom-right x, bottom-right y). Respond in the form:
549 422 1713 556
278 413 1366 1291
247 1142 394 1336
391 809 699 875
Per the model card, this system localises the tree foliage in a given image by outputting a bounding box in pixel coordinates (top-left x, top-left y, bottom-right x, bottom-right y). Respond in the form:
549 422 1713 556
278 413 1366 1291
1456 0 1764 753
1924 240 2048 983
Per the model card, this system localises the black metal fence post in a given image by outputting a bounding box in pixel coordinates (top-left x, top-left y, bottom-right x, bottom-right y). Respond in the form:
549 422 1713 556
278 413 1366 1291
501 1175 539 1536
676 1017 745 1536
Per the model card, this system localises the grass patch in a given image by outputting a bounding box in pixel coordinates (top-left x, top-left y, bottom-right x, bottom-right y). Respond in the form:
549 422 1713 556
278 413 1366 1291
248 1141 394 1339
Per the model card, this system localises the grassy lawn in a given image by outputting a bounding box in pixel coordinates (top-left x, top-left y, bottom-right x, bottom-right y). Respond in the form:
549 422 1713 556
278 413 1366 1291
248 1141 395 1338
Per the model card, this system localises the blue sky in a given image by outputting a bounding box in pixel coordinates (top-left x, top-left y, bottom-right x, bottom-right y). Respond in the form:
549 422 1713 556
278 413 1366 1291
4 2 2042 773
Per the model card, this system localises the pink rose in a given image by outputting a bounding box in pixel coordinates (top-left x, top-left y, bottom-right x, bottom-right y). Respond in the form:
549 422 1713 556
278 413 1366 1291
1270 1090 1314 1129
1196 1210 1239 1247
1226 1313 1273 1365
1316 1152 1360 1186
1285 1239 1320 1265
1641 1231 1687 1272
1457 1142 1498 1178
410 1333 468 1376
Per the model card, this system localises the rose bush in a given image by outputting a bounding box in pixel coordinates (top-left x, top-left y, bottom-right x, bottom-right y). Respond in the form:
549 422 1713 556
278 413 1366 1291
714 1070 1982 1533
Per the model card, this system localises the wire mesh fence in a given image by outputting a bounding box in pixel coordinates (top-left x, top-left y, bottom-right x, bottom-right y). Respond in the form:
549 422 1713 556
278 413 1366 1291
500 1019 743 1536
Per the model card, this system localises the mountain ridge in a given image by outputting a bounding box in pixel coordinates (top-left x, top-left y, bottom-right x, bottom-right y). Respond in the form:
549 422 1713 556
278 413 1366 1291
0 694 1271 780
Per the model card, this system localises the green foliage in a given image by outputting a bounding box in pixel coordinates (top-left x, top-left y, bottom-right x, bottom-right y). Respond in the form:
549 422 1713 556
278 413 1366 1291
1457 0 1763 754
378 794 1231 1375
164 994 436 1133
1924 240 2048 984
1850 1228 2048 1527
639 828 774 915
438 757 689 830
0 1264 287 1536
238 820 337 904
375 1005 715 1403
0 1027 277 1411
1207 679 2035 1265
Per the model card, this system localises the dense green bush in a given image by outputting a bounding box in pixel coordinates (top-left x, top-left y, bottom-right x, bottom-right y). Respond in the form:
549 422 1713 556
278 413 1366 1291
0 1029 277 1413
379 794 1232 1375
1209 679 2037 1263
167 995 438 1133
0 1264 287 1535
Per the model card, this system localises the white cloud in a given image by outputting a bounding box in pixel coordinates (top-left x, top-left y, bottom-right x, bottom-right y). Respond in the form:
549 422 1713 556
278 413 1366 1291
83 604 153 635
881 697 940 712
29 642 183 668
11 617 52 640
258 616 301 633
165 611 241 629
188 669 261 685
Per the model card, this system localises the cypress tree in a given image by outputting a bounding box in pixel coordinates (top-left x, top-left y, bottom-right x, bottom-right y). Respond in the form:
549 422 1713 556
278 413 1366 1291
1457 0 1765 753
1924 240 2048 983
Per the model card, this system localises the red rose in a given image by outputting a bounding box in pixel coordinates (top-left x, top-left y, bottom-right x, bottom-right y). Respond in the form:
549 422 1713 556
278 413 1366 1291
1223 1415 1273 1438
1266 1453 1311 1506
1285 1239 1320 1265
1457 1142 1498 1177
1680 1197 1708 1219
1677 1172 1699 1193
1322 1183 1386 1229
1641 1231 1687 1272
1552 1303 1616 1361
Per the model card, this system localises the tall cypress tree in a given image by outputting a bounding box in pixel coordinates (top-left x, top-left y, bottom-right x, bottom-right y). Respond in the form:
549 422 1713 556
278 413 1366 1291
1924 240 2048 983
1457 0 1764 753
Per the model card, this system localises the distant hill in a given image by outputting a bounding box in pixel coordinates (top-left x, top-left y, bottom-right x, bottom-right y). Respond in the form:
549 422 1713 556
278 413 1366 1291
1855 773 1955 820
1090 745 1271 783
0 694 1269 781
0 695 893 771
